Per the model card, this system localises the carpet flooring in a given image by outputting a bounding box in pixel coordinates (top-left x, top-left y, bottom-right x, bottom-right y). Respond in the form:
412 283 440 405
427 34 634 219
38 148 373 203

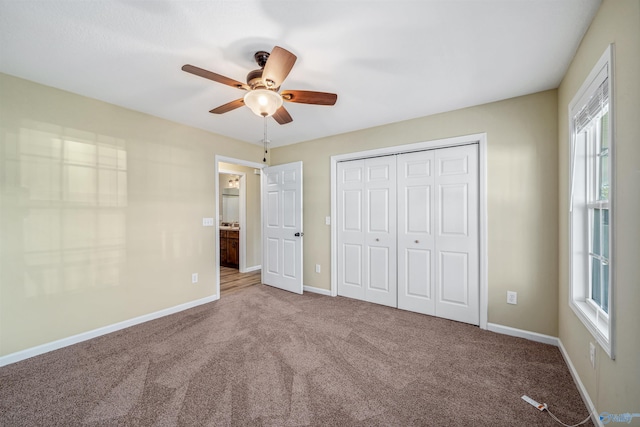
0 284 593 426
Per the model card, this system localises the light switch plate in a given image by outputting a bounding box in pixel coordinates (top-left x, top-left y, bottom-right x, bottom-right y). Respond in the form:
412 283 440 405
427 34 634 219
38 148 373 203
202 218 214 226
325 216 331 225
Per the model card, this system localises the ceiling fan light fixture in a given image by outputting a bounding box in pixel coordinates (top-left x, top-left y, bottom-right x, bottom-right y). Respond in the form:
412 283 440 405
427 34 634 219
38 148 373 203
182 46 336 124
243 89 283 117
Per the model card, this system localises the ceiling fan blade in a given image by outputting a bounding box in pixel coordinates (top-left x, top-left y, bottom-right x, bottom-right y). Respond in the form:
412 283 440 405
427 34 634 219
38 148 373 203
262 46 297 89
209 98 245 114
182 64 249 90
281 90 337 106
273 105 293 125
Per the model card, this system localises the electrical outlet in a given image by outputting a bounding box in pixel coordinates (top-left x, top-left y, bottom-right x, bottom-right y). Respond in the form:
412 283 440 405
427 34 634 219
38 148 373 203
315 264 321 273
589 342 596 369
325 216 331 225
192 273 198 284
507 291 517 305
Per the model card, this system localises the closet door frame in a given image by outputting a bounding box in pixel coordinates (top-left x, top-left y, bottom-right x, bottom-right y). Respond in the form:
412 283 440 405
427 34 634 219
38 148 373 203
330 133 489 330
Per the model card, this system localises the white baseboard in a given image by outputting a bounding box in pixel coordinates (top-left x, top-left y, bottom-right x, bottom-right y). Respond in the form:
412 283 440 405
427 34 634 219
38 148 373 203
488 324 601 425
557 340 603 427
0 294 219 367
487 323 559 346
303 285 332 296
241 265 261 273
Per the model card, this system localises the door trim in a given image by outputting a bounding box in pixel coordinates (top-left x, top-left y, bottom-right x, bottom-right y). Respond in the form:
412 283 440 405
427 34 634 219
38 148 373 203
330 133 489 329
215 155 265 299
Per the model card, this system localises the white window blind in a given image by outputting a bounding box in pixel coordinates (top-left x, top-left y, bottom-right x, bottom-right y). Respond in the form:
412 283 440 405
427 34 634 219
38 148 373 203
574 78 609 133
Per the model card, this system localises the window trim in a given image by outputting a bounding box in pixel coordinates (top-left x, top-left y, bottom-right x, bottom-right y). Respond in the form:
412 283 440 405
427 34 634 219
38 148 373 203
568 44 615 359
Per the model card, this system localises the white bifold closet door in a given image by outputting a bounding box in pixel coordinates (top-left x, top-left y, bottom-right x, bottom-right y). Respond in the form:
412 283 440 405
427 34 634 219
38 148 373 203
337 156 397 307
337 144 479 325
396 150 436 315
397 144 479 325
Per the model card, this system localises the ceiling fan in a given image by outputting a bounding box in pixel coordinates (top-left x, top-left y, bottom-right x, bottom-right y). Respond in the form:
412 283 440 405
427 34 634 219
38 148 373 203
182 46 337 124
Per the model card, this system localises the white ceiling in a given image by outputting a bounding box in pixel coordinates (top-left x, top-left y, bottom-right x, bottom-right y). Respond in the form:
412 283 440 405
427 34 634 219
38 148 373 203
0 0 601 147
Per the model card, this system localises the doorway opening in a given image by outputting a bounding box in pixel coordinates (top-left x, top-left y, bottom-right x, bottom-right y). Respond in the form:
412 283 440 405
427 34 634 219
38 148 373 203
215 156 264 298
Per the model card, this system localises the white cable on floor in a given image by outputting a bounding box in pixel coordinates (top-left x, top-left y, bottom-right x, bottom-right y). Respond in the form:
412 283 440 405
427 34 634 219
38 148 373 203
544 404 594 427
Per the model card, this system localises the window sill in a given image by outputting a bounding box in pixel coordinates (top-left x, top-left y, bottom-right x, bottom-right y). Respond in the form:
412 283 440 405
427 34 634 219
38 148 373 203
569 299 613 359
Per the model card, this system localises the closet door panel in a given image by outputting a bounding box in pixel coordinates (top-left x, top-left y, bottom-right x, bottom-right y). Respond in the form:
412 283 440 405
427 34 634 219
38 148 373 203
405 248 431 297
434 145 479 325
406 186 430 233
343 244 363 286
438 251 469 304
337 160 366 300
368 246 390 290
439 184 468 235
397 151 436 315
364 156 397 307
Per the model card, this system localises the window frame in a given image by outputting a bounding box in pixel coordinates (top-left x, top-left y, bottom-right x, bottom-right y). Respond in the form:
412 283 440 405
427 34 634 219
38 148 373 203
568 44 615 359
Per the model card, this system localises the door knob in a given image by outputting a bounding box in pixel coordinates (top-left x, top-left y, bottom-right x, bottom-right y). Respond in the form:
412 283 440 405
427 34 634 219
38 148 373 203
375 238 379 242
415 240 419 243
295 232 304 237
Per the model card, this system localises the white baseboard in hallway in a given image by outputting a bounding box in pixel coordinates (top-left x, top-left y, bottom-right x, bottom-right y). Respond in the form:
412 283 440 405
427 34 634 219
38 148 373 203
303 285 332 296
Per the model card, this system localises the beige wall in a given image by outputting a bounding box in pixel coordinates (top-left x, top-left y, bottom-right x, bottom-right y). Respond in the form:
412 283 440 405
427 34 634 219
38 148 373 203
218 162 262 269
272 89 559 336
0 73 263 356
558 0 640 415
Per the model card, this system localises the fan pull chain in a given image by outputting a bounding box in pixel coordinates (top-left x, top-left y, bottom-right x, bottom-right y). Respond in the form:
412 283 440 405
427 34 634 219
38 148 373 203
263 117 268 163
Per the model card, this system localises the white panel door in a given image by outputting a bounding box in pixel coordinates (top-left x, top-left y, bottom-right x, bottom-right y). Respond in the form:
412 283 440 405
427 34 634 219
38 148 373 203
337 160 366 300
337 157 396 307
397 150 436 315
364 156 397 308
434 145 479 325
262 162 303 294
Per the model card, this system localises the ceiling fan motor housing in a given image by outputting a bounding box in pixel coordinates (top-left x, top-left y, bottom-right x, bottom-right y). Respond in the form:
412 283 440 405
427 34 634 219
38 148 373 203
246 69 265 89
254 51 270 68
248 50 277 89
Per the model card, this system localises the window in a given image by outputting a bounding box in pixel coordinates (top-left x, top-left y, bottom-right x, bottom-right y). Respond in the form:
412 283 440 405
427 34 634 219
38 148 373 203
569 45 614 358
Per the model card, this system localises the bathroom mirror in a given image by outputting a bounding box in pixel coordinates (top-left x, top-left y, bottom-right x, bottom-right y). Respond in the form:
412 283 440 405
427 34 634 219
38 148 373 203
221 187 239 223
